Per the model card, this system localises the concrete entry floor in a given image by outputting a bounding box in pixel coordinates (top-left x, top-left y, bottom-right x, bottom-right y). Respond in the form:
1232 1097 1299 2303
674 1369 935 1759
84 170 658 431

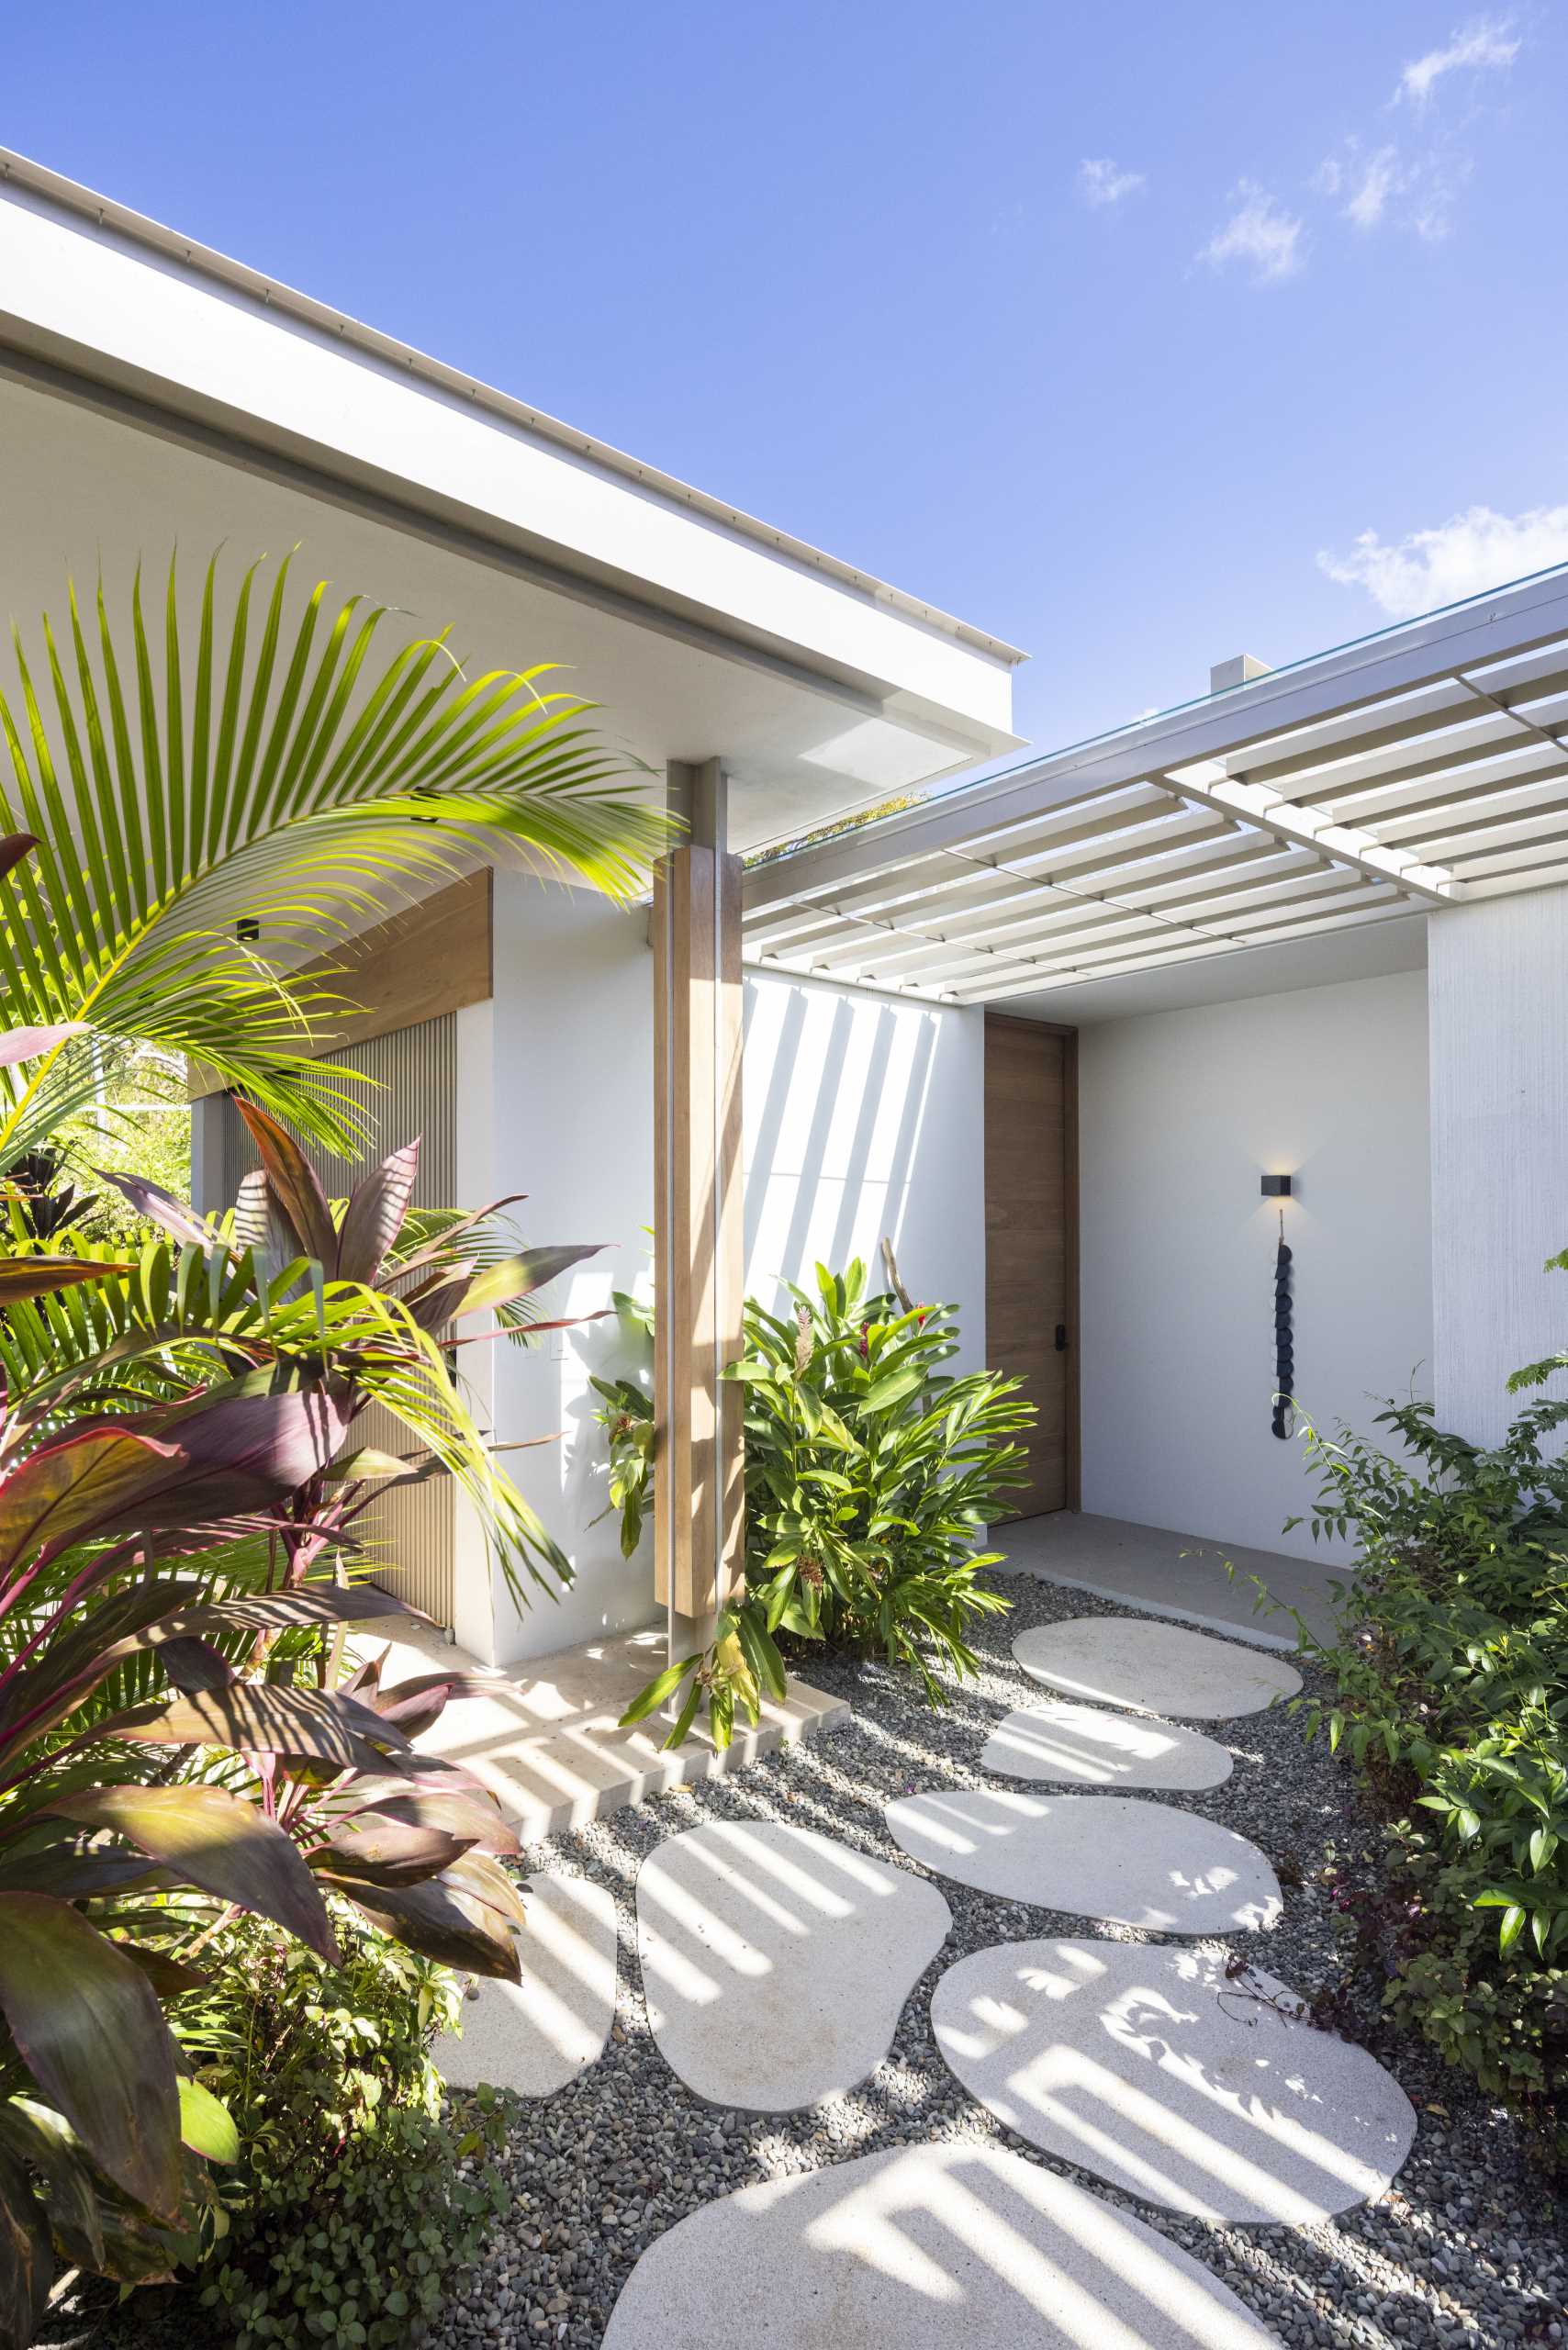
348 1617 848 1841
994 1510 1347 1649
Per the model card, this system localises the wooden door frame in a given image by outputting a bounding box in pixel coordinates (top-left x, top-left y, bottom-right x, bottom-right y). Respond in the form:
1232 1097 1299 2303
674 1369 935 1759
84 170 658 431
984 1012 1081 1512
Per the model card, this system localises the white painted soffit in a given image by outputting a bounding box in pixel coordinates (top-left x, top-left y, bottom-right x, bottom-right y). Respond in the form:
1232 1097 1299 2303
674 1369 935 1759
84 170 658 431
0 149 1024 764
742 564 1568 1005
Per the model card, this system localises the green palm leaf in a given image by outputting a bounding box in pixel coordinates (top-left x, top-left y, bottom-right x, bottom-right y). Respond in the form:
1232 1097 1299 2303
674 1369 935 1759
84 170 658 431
0 550 670 1164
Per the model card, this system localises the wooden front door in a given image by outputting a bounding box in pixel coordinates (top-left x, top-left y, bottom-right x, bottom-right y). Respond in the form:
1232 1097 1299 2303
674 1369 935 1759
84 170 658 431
984 1014 1077 1519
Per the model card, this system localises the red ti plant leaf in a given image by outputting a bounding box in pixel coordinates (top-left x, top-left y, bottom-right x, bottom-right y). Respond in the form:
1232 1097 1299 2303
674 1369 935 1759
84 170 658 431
233 1099 338 1268
116 1947 208 1999
231 1167 304 1281
342 1873 523 1978
0 1577 208 1760
150 1635 236 1695
443 1848 530 1930
0 1257 134 1306
153 1582 409 1639
0 2141 53 2350
102 1680 411 1771
45 1785 339 1964
330 1787 520 1859
335 1139 420 1284
368 1671 496 1741
0 1894 182 2221
95 1170 214 1249
0 1024 87 1068
312 1816 477 1888
0 2096 105 2279
0 833 39 883
0 1382 350 1576
0 1836 174 1902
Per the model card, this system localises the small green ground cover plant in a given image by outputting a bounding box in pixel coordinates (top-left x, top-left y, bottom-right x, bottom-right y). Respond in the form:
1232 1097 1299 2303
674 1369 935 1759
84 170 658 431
1287 1307 1568 2169
176 1912 508 2350
604 1257 1034 1745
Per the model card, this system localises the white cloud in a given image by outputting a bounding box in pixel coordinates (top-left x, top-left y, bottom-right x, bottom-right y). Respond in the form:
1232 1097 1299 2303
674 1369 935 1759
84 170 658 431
1318 503 1568 618
1078 158 1145 208
1397 16 1519 107
1345 146 1403 229
1315 140 1468 241
1198 183 1305 284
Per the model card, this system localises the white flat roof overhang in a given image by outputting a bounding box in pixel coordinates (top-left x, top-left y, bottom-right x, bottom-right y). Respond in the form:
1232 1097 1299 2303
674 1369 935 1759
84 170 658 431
0 151 1024 855
742 562 1568 1004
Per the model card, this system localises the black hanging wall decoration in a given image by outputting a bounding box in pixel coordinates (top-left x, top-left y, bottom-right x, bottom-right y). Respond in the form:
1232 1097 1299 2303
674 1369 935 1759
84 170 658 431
1262 1174 1294 1439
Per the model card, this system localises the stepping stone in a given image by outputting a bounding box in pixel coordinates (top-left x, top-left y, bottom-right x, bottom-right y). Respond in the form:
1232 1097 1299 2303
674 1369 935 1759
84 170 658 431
431 1874 617 2097
636 1819 949 2110
982 1701 1234 1790
1014 1616 1302 1720
601 2140 1273 2349
933 1937 1415 2224
884 1791 1282 1933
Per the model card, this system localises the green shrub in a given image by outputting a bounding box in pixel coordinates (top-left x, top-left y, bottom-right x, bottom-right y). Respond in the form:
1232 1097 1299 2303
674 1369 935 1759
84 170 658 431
1291 1378 1568 2167
618 1259 1034 1743
176 1912 508 2348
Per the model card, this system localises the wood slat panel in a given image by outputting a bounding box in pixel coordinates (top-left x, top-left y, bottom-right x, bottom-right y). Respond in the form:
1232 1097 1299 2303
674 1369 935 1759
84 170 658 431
192 870 490 1098
985 1016 1076 1519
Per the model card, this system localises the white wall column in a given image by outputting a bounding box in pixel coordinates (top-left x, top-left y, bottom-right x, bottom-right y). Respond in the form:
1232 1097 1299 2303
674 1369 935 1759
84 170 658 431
1429 886 1568 1444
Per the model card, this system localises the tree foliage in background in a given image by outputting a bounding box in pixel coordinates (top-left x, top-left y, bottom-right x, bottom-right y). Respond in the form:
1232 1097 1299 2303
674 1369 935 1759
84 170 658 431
0 548 668 1170
615 1257 1033 1747
1285 1302 1568 2169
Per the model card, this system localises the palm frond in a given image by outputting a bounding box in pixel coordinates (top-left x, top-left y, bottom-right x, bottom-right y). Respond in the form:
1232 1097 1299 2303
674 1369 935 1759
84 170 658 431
0 551 672 1161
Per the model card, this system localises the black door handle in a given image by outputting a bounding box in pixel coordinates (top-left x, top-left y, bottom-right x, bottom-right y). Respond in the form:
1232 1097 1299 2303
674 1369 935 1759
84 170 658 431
1054 1324 1068 1352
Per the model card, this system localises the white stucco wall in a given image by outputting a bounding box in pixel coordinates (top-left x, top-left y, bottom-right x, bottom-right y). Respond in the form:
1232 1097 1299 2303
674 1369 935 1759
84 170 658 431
1428 884 1568 1445
471 892 988 1665
743 970 986 1370
1076 968 1433 1563
468 878 658 1666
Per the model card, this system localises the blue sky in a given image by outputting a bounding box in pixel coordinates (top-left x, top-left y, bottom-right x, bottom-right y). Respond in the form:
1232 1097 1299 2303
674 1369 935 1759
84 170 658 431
4 3 1564 752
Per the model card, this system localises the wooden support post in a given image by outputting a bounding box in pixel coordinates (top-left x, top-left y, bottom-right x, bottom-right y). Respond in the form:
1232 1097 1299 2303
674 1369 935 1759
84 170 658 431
654 761 745 1665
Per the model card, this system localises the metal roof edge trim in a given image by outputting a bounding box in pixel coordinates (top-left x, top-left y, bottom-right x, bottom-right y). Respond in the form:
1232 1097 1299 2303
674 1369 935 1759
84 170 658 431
0 144 1028 670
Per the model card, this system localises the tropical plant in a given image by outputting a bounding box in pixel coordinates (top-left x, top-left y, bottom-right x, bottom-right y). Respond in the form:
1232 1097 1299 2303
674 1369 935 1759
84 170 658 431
619 1259 1033 1747
175 1908 510 2350
0 1096 601 2341
588 1288 656 1561
2 1149 102 1244
0 1373 524 2338
590 1371 654 1561
0 550 668 1170
106 1091 610 1603
1285 1315 1568 2165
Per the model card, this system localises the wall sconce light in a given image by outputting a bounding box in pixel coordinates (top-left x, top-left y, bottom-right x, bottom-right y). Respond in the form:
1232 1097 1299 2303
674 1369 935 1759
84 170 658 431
1260 1172 1295 1438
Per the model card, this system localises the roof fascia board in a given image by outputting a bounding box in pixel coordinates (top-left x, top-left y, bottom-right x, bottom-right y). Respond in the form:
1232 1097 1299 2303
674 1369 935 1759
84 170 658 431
0 161 1022 750
0 339 901 734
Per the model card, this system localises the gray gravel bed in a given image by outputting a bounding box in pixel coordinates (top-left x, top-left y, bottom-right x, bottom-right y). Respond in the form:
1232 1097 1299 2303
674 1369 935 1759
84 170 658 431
436 1574 1566 2350
62 1572 1568 2350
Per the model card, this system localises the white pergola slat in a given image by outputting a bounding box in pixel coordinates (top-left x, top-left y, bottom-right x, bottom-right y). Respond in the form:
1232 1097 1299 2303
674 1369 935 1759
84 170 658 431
742 565 1568 1003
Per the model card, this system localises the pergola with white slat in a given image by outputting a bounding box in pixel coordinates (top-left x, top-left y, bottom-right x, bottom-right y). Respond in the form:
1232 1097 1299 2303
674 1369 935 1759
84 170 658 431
741 565 1568 1006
